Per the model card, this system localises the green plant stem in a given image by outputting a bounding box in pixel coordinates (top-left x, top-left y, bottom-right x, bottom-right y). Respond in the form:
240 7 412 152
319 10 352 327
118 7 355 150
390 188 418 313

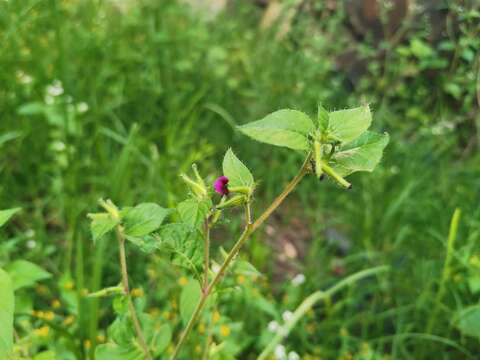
116 229 153 360
425 208 461 335
252 153 312 232
170 153 312 360
321 163 351 189
257 266 389 360
203 218 210 291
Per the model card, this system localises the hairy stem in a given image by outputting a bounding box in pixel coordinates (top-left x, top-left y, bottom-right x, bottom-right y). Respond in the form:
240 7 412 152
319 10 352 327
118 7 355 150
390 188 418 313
117 229 153 360
170 153 312 359
252 154 312 232
203 218 210 291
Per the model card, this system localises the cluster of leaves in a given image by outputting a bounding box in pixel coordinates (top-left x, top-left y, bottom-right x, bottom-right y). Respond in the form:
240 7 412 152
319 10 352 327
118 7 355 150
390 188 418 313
239 105 389 185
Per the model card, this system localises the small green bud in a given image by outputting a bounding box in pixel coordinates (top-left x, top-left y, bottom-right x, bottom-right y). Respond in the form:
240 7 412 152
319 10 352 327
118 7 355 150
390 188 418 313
98 198 120 219
321 163 352 189
180 173 207 198
191 164 206 189
228 186 251 195
314 140 323 179
215 195 247 210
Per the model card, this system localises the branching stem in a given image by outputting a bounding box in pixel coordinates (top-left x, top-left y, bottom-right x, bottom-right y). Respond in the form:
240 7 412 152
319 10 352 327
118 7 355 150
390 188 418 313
170 153 312 360
116 228 153 360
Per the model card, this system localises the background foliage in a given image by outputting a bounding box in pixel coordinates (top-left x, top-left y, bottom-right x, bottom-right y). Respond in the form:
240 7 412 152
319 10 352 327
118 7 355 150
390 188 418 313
0 0 479 358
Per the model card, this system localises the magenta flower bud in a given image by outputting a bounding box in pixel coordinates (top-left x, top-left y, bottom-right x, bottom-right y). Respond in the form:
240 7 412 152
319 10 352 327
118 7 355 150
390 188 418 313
214 176 229 195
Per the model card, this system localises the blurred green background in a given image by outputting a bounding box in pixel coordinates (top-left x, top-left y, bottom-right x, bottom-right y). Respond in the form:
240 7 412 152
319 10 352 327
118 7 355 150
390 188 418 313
1 0 480 359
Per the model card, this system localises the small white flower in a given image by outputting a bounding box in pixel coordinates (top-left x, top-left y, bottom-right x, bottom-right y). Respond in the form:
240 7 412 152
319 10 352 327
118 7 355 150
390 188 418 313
46 80 64 97
212 264 221 274
16 70 33 85
288 351 300 360
282 311 293 322
51 141 66 152
26 240 36 249
274 344 286 359
291 273 305 286
268 321 279 332
25 229 35 238
76 102 89 113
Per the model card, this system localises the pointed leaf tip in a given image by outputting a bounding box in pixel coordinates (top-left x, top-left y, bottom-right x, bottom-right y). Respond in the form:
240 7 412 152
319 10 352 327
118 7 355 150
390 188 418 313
237 109 314 150
222 149 254 189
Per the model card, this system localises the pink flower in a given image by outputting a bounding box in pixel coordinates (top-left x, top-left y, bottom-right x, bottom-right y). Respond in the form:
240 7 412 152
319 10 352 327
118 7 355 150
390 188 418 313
214 176 229 195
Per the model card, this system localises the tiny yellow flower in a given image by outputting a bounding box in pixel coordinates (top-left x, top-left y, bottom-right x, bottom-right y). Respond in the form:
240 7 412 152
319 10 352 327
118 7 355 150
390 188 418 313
195 345 202 354
131 288 144 297
63 280 74 290
96 334 106 343
171 300 178 310
36 285 49 295
178 277 188 286
34 326 50 337
84 340 91 350
212 311 221 324
339 327 349 337
36 311 45 319
219 325 231 337
198 323 206 334
63 315 75 326
236 275 246 285
149 307 160 316
51 299 61 309
44 311 55 321
163 311 171 320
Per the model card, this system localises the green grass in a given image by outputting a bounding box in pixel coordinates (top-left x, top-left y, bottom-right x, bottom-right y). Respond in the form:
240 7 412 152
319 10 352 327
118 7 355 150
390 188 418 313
1 0 480 358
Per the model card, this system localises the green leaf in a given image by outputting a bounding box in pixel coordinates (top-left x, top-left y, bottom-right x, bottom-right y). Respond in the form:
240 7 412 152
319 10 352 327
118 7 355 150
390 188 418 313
317 103 329 131
17 102 45 116
95 341 145 360
89 213 119 244
454 306 480 339
33 351 56 360
223 149 254 188
5 260 52 291
180 279 202 325
156 223 204 271
0 268 14 359
237 109 314 150
327 105 372 144
330 131 389 177
468 275 480 295
177 198 211 229
150 324 172 355
122 203 171 237
97 313 171 359
124 235 158 254
0 208 21 228
235 260 262 278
